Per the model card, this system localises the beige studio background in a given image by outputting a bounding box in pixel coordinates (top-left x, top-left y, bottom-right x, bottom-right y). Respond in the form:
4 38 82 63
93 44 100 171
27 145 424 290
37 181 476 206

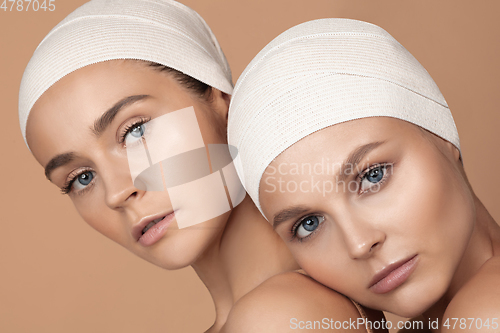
1 0 499 332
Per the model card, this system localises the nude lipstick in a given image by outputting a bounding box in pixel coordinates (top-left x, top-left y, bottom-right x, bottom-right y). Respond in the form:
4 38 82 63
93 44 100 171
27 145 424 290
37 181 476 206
133 211 176 247
369 255 419 294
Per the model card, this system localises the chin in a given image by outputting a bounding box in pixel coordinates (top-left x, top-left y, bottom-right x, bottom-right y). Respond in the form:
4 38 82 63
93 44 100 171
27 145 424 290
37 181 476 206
139 251 196 271
388 303 428 319
158 259 193 271
387 278 449 318
133 221 224 270
127 242 196 271
160 238 215 270
158 249 199 270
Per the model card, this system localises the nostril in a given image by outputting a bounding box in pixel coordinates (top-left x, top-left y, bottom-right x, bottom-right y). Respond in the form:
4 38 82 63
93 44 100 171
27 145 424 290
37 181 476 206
370 242 380 252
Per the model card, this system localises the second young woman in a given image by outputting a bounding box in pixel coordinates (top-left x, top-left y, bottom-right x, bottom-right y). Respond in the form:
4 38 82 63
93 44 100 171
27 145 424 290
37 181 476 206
229 18 500 332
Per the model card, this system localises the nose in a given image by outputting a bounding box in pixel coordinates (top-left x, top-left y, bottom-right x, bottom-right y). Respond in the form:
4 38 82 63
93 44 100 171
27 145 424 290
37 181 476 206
106 182 140 209
338 214 386 260
101 160 143 210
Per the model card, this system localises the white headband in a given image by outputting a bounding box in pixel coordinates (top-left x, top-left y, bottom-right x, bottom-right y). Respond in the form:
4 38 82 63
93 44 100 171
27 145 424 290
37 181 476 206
19 0 233 147
228 18 460 216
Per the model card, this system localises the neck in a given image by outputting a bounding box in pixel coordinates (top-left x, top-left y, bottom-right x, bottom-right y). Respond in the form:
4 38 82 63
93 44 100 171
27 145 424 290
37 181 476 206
191 195 299 331
423 194 500 330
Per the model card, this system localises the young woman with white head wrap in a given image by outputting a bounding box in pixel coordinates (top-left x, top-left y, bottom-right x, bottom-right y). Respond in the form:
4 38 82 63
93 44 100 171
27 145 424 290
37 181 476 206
19 2 387 332
229 18 500 329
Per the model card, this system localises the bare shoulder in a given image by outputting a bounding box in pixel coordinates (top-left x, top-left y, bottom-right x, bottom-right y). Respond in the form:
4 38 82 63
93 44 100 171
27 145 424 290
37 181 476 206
221 271 368 333
442 257 500 332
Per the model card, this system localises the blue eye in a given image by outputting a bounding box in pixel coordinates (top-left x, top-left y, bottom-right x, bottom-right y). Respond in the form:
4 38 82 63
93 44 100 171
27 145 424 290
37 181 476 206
120 118 150 145
73 171 95 190
125 123 146 144
62 170 96 194
366 166 383 183
129 124 145 138
295 215 325 239
360 165 388 193
78 172 93 185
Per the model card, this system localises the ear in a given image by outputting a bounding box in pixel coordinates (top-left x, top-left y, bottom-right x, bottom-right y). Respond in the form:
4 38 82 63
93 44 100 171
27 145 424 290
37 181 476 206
453 145 461 163
222 91 231 112
443 140 463 167
211 88 231 124
447 141 461 161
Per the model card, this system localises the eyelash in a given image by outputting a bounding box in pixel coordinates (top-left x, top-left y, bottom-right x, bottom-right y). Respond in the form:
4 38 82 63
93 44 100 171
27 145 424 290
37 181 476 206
118 117 151 144
289 162 393 241
356 162 392 194
61 167 95 195
290 214 324 242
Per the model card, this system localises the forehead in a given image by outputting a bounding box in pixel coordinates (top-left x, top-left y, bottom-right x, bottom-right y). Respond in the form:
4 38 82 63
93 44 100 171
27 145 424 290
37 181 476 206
25 60 189 166
271 117 420 165
31 60 158 116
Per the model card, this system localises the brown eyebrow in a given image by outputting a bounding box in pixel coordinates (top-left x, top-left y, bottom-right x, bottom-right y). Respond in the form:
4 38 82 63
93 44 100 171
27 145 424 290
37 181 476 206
44 152 75 181
91 94 150 137
273 206 310 230
337 141 386 183
271 141 386 229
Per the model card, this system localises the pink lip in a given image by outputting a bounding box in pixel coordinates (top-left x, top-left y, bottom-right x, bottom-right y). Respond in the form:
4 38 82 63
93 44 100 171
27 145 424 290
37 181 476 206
132 211 176 246
369 255 419 294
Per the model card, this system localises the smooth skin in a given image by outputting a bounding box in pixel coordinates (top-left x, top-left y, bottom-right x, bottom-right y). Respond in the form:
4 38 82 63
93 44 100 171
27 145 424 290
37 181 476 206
259 117 500 333
26 60 386 333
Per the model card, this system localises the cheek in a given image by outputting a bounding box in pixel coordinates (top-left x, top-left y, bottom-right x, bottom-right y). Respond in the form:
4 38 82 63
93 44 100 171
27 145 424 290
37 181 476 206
383 154 475 279
406 161 473 249
148 213 229 269
426 173 474 262
196 108 226 145
71 196 127 246
288 228 359 292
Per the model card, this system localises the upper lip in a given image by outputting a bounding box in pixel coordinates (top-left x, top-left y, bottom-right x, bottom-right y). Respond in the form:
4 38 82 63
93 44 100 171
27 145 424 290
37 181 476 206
368 254 418 288
132 210 174 242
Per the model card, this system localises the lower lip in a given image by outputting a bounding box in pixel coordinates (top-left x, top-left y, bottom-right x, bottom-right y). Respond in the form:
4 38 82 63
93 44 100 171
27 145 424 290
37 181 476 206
138 212 175 247
370 255 419 294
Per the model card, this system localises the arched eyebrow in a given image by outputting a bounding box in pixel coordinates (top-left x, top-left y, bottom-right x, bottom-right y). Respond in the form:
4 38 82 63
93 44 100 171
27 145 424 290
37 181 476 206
273 206 310 230
91 94 150 137
44 152 74 181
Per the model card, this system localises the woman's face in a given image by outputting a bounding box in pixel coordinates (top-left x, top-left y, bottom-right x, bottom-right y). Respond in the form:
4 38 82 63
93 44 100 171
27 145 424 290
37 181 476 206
26 60 230 270
259 117 475 317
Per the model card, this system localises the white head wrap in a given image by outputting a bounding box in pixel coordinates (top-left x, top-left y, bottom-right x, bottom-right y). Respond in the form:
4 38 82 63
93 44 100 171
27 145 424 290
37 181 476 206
19 0 233 147
228 18 460 216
